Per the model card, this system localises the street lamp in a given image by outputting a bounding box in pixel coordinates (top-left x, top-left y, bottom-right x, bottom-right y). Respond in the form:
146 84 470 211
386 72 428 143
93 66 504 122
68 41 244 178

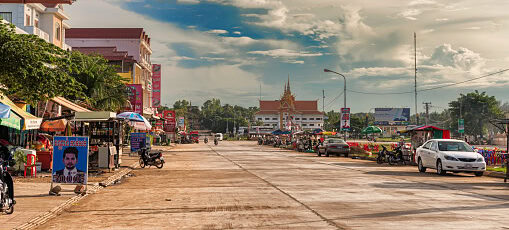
324 68 347 140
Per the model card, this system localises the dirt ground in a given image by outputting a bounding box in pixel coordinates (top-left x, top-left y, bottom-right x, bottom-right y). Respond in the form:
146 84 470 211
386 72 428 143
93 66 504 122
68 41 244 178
36 141 509 230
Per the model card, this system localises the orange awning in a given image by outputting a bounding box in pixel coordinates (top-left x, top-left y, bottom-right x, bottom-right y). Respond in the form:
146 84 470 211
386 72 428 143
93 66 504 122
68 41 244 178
40 119 67 132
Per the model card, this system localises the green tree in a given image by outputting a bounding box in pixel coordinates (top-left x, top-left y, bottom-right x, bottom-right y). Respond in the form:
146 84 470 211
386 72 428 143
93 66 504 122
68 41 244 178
448 91 503 140
0 20 84 104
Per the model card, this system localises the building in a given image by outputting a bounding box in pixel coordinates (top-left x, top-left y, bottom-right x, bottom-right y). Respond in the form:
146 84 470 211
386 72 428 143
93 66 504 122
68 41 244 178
255 78 324 130
66 28 154 115
0 0 74 50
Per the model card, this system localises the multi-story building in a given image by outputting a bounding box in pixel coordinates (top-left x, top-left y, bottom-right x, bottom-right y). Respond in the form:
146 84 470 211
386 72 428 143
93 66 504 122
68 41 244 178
255 79 324 130
66 28 154 115
0 0 74 50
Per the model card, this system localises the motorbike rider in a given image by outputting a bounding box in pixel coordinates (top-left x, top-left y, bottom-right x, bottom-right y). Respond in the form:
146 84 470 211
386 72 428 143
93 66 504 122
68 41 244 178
214 137 219 145
0 144 14 207
204 137 209 143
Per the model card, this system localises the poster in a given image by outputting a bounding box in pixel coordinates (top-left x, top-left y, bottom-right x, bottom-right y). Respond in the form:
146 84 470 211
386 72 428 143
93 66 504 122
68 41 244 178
152 64 161 108
52 136 89 185
131 132 147 153
340 108 351 131
374 108 410 125
163 110 176 132
126 84 143 114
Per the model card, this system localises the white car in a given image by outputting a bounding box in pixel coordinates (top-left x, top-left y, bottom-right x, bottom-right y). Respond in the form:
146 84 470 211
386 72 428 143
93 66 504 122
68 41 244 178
416 139 485 176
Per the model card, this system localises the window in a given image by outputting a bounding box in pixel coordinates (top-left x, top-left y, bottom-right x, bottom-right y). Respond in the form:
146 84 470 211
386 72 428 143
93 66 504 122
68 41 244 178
438 141 474 152
257 118 262 121
34 19 39 28
302 118 307 120
0 12 12 23
310 124 315 126
295 118 300 120
272 118 277 120
422 141 432 149
310 118 314 120
302 124 307 126
55 22 61 41
316 118 321 120
26 14 31 26
265 118 270 120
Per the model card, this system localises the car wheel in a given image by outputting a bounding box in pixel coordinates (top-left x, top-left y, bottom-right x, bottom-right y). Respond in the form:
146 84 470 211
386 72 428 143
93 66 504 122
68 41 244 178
418 158 426 173
436 160 446 175
474 171 484 177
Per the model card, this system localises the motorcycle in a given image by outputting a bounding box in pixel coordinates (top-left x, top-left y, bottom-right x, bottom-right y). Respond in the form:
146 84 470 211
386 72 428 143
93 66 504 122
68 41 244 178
214 139 218 145
377 146 389 164
0 146 15 214
138 147 164 169
387 146 406 165
204 137 209 144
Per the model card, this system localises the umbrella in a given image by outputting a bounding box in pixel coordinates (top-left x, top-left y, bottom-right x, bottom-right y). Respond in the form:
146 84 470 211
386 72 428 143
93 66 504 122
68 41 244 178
312 128 323 134
130 115 152 131
361 126 382 134
0 102 11 119
117 112 145 122
320 131 337 135
271 129 283 135
281 130 292 135
40 119 67 132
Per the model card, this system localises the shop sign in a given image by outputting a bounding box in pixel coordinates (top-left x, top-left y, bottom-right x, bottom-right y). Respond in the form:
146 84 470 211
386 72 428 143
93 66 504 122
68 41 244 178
340 108 351 131
152 64 161 108
126 84 143 114
163 110 176 132
52 136 89 185
130 132 147 153
458 119 464 133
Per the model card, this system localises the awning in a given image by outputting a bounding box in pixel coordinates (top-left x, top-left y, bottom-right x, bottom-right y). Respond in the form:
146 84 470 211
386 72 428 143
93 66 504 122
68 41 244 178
40 119 67 132
74 111 117 121
51 96 91 112
0 95 42 130
0 114 21 130
0 102 11 119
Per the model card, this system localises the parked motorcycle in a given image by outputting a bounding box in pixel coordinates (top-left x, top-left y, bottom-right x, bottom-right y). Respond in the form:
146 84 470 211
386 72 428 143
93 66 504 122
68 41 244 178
387 146 406 165
377 146 389 164
138 147 164 169
0 146 15 214
204 137 209 144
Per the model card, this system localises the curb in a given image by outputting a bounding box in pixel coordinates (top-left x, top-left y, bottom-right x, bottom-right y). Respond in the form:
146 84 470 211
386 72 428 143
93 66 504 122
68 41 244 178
13 162 138 230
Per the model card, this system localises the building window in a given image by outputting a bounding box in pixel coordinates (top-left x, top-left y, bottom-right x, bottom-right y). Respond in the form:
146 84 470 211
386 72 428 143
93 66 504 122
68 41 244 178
310 124 315 126
302 118 307 120
310 118 315 120
34 19 39 28
55 22 61 41
302 124 307 126
316 118 321 120
26 14 31 26
0 12 12 23
265 118 270 120
272 118 277 120
257 118 262 121
295 118 300 120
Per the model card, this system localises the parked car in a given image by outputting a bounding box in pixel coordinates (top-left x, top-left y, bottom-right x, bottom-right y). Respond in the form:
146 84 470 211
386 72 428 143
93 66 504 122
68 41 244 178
415 139 485 176
317 138 350 157
214 133 223 141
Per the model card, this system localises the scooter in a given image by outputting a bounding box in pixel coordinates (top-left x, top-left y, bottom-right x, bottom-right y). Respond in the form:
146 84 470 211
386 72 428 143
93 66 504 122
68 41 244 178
0 147 15 214
377 146 389 164
138 147 164 169
387 146 406 165
214 139 218 145
204 137 208 144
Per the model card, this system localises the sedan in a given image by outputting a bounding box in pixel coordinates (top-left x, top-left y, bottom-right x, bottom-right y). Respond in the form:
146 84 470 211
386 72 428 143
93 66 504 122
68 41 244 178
317 138 350 157
416 139 485 176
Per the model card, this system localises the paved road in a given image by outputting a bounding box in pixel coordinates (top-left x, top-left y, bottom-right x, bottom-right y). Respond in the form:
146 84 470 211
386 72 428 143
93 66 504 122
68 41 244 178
38 141 509 229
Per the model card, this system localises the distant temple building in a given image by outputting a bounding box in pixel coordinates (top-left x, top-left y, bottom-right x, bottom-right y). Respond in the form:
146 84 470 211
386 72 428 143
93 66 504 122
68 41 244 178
255 78 324 130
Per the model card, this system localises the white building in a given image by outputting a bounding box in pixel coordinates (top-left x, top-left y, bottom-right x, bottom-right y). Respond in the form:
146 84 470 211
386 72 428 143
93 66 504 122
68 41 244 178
0 0 74 50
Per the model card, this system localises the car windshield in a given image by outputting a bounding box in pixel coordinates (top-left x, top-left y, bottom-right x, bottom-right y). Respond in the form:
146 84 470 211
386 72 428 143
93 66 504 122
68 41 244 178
437 141 474 152
328 139 345 144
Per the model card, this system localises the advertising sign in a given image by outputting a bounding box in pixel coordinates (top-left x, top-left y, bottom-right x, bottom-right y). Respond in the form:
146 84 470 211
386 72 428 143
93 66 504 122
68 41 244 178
52 136 89 185
458 119 465 133
152 64 161 108
374 108 410 125
130 132 147 153
126 84 143 114
163 110 176 132
178 116 185 128
340 108 351 131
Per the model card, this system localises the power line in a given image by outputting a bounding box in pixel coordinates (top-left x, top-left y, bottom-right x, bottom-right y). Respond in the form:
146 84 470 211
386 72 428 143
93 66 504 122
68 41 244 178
347 68 509 95
324 91 344 109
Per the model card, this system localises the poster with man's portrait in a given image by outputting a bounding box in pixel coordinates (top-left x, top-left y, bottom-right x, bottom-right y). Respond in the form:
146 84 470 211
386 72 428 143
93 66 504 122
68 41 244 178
52 136 89 185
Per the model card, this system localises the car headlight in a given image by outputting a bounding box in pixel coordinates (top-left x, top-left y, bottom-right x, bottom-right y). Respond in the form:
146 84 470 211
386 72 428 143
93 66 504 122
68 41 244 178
444 155 458 161
476 157 484 162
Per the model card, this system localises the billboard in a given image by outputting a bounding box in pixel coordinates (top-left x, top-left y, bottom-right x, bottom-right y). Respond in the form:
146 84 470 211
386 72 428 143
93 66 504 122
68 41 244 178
52 136 89 185
178 117 185 129
130 132 147 153
126 84 143 114
374 108 410 125
152 64 161 108
340 108 351 131
163 110 176 132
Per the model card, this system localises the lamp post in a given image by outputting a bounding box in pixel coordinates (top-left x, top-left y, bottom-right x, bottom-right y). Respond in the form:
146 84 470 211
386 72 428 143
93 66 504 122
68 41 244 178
324 69 347 140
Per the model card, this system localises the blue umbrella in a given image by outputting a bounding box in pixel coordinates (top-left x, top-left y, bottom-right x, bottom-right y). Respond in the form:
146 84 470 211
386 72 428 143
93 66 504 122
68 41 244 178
271 129 283 135
117 112 144 122
0 102 10 119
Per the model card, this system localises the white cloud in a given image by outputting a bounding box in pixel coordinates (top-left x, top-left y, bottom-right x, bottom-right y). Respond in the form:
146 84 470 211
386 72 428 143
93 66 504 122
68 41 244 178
425 44 486 73
233 31 241 35
248 49 322 58
221 36 298 49
435 18 449 21
408 0 438 6
207 29 228 34
177 0 200 4
398 8 421 20
464 27 481 30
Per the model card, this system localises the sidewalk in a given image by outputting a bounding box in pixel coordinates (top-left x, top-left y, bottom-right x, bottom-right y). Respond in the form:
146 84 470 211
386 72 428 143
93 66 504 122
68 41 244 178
0 147 143 229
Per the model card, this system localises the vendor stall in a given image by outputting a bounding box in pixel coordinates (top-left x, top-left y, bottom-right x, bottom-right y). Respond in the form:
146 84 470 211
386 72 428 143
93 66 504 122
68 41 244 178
400 125 451 163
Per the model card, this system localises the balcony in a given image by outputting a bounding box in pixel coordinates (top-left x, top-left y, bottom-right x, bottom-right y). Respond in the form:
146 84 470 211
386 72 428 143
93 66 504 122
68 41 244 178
26 26 50 42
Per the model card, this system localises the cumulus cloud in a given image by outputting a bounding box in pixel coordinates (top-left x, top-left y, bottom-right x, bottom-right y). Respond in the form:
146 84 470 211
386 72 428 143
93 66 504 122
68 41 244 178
425 44 486 73
233 31 241 35
207 29 228 34
177 0 200 4
398 8 421 20
248 49 322 58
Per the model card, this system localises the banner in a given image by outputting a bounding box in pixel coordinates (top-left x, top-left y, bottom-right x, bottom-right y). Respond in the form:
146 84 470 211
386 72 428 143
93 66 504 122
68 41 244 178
178 117 185 129
126 84 143 114
458 119 464 133
163 110 176 132
152 64 161 108
52 136 89 185
130 132 147 153
374 108 410 125
340 108 351 131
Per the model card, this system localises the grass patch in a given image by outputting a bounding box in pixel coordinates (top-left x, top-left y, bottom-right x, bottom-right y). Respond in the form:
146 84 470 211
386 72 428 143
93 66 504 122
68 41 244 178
487 166 507 173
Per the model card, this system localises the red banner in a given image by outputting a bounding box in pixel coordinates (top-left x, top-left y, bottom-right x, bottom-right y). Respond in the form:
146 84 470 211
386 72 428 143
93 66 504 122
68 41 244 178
152 64 161 108
163 110 176 132
126 84 143 114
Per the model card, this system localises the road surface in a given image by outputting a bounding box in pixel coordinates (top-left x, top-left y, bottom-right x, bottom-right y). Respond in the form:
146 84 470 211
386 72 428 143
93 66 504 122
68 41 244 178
38 141 509 229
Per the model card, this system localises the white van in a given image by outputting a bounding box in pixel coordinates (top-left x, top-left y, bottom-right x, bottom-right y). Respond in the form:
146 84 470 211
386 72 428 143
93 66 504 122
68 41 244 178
214 133 223 141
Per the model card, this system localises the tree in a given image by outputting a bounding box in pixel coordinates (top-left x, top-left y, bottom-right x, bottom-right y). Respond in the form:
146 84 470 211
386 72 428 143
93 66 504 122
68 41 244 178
0 20 84 104
448 91 503 141
68 51 128 111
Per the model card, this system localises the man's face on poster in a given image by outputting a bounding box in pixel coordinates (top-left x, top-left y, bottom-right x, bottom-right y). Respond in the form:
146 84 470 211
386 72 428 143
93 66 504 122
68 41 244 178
63 153 77 170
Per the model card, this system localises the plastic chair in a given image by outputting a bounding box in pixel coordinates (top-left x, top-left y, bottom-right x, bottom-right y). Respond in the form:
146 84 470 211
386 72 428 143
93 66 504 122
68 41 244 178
24 154 37 178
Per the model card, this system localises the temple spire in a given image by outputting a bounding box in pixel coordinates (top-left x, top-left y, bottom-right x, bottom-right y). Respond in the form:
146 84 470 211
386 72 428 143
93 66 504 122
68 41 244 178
287 74 291 93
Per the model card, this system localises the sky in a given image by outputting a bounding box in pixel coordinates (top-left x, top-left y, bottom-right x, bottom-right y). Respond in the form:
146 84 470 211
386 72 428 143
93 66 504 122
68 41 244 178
66 0 509 114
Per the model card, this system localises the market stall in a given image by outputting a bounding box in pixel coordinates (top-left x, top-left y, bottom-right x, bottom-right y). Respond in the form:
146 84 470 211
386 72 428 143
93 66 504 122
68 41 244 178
400 125 451 163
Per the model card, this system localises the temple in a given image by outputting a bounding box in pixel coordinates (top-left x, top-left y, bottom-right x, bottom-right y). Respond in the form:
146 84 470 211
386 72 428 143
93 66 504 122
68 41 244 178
255 77 324 130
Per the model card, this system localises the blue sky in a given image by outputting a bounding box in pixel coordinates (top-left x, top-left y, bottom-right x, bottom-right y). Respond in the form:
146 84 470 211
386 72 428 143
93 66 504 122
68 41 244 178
66 0 509 113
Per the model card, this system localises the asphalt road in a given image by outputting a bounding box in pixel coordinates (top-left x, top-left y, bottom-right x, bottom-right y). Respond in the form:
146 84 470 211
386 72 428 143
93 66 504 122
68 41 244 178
38 141 509 230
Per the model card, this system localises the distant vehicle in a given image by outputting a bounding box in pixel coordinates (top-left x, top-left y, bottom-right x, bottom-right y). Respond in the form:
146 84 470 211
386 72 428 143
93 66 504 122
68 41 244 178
317 138 350 157
190 131 199 143
214 133 223 141
416 139 485 176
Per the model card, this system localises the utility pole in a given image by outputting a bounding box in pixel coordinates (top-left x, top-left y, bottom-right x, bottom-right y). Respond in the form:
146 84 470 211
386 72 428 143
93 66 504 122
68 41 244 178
322 89 325 113
259 83 262 101
414 32 419 125
423 102 431 126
